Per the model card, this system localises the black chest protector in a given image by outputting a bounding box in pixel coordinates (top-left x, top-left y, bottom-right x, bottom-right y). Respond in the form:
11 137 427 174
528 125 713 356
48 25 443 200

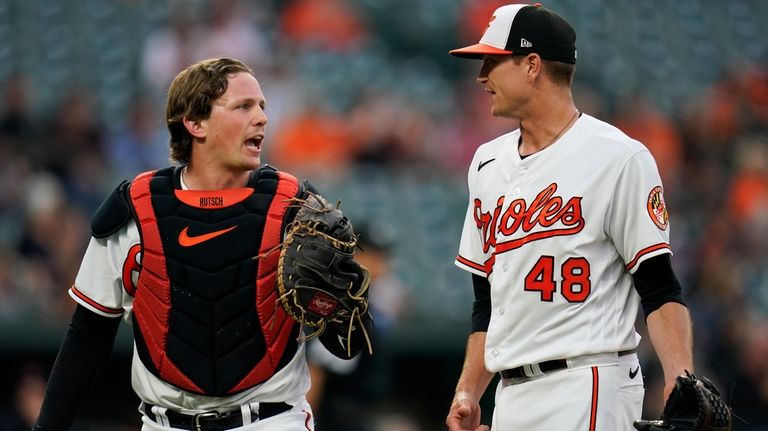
128 166 302 396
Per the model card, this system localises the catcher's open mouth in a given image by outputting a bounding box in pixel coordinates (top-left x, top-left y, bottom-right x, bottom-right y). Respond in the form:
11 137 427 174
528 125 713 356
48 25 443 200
245 136 263 149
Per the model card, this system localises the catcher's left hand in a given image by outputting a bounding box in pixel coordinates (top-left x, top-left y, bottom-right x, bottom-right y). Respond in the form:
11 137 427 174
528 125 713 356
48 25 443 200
634 371 732 431
276 192 372 356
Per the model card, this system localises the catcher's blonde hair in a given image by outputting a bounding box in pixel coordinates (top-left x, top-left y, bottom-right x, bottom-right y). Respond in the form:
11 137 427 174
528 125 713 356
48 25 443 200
165 57 255 165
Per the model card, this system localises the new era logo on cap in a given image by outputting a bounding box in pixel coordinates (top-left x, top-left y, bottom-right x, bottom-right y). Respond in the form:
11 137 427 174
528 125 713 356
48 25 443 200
450 3 577 64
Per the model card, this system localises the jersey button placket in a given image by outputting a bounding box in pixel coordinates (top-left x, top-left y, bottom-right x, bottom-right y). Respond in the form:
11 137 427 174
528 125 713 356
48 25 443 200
513 161 526 195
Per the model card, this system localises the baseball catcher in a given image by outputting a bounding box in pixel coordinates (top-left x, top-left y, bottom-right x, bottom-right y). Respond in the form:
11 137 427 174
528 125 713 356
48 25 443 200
634 371 732 431
277 191 373 357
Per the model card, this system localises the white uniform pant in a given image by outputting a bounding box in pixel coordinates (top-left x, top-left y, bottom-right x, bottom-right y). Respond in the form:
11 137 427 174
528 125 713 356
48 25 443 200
492 352 644 431
140 399 315 431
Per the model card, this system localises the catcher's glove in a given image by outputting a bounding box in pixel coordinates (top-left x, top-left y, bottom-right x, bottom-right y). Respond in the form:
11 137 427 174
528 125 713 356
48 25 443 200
634 371 732 431
277 192 372 356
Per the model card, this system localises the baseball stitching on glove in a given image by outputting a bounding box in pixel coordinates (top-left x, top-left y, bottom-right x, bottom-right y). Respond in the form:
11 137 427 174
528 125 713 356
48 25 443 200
276 192 372 356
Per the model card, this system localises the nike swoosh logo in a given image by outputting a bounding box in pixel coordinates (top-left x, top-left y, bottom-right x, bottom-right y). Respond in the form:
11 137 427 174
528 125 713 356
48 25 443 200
178 226 237 247
629 366 640 379
478 158 496 171
337 334 352 350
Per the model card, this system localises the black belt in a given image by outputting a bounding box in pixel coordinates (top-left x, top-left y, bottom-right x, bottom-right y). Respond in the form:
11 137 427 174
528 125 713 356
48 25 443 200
143 402 291 431
499 349 637 380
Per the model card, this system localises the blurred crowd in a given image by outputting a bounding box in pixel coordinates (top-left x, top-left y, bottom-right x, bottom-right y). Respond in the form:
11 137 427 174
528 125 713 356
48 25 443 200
1 0 767 429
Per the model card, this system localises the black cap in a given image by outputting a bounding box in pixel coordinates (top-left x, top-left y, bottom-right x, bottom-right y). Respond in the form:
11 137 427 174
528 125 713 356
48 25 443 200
450 3 577 64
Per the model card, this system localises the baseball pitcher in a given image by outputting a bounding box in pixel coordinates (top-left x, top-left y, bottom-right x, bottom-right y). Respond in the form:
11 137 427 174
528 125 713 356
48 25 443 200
445 4 730 431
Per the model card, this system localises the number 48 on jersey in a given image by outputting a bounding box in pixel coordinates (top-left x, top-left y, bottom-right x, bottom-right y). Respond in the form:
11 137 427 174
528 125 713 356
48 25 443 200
524 256 591 302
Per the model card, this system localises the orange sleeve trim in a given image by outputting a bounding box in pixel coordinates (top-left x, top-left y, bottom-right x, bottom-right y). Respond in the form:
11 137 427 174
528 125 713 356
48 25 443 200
456 255 490 274
69 285 123 315
626 243 671 271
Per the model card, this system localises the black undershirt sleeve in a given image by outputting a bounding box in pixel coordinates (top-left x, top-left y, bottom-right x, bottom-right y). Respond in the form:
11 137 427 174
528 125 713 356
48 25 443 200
632 253 686 319
471 274 492 333
33 304 121 431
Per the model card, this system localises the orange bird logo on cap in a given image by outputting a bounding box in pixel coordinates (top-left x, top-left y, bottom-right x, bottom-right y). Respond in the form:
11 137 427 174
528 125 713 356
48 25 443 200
483 15 496 36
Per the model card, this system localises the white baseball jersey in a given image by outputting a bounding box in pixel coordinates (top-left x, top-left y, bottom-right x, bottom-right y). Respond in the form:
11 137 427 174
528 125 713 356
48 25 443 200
69 185 310 414
455 113 671 373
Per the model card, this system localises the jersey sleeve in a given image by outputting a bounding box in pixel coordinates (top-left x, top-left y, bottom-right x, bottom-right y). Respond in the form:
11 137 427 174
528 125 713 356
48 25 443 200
69 222 137 318
455 157 491 277
607 149 672 274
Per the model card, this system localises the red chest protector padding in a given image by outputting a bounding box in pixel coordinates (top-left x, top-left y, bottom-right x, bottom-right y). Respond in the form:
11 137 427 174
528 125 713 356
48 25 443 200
129 166 300 395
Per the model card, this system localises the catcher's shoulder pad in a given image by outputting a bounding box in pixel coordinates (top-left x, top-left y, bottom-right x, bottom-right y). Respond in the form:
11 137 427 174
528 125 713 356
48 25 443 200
248 163 280 187
252 163 277 176
282 179 317 226
253 163 314 194
91 180 132 238
257 163 278 173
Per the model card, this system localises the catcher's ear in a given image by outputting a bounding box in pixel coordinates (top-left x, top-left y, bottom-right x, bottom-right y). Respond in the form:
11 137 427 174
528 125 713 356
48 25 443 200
183 117 206 139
